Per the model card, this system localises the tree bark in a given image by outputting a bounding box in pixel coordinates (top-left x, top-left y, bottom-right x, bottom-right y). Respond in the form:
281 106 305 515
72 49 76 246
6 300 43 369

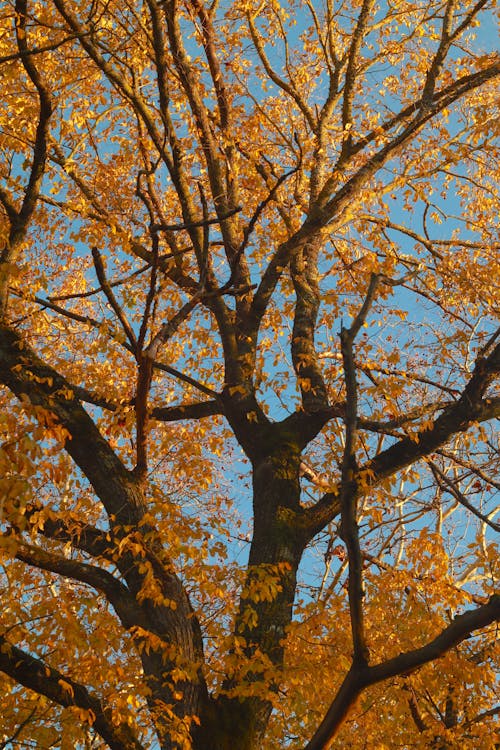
199 435 308 748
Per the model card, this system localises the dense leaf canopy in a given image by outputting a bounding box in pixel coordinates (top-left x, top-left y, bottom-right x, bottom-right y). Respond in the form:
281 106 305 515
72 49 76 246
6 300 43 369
0 1 499 748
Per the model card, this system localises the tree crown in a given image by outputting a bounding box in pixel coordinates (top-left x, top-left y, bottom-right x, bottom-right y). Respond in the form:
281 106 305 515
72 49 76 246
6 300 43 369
0 1 499 748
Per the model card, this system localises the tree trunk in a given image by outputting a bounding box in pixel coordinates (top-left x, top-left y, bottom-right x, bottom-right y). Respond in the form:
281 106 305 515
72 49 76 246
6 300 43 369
198 443 307 748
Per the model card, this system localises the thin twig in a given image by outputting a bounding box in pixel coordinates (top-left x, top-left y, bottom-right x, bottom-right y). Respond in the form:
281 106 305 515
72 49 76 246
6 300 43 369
428 461 500 532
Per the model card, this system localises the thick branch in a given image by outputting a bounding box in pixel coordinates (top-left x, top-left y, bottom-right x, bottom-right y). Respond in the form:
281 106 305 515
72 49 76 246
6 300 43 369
0 0 53 312
29 510 115 561
152 205 242 233
291 235 329 411
338 277 381 667
366 343 500 480
0 324 144 527
12 0 53 235
367 595 500 683
317 60 500 210
339 0 375 161
65 384 223 424
304 595 500 749
419 0 457 110
307 341 500 535
0 33 81 65
358 399 453 434
12 539 144 629
352 59 500 158
249 61 500 338
151 399 222 421
0 636 144 750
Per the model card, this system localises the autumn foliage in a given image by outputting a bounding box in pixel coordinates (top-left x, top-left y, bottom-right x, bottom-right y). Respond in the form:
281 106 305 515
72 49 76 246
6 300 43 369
0 1 499 748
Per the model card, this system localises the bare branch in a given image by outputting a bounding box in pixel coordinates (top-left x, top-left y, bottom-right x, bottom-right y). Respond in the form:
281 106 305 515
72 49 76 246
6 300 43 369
345 273 380 342
146 292 204 361
436 449 500 493
14 290 221 399
240 165 300 255
49 262 151 302
428 460 500 532
358 400 452 434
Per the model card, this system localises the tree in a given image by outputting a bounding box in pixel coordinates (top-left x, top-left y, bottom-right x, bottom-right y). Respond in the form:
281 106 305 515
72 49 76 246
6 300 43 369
0 0 499 747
